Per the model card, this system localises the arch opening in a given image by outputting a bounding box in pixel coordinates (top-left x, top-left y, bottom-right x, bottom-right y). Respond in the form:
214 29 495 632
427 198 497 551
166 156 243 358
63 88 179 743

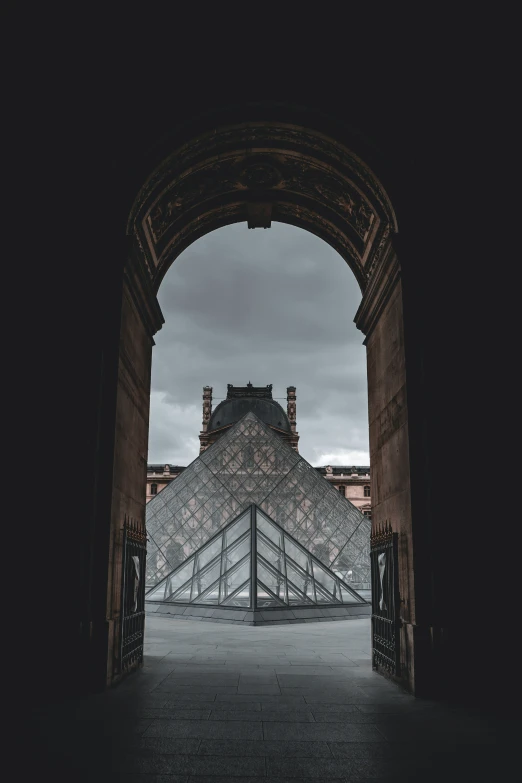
148 222 370 468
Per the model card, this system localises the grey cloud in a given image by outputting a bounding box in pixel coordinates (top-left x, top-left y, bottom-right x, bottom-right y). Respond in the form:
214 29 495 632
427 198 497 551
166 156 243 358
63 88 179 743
149 223 369 466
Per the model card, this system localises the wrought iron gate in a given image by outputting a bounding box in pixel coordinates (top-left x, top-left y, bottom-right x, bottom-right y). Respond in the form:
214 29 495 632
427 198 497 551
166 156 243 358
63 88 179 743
119 516 147 673
370 522 400 675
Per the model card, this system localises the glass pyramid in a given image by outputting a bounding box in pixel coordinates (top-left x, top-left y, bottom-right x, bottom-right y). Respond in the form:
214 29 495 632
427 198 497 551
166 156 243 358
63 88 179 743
146 412 371 593
146 505 366 608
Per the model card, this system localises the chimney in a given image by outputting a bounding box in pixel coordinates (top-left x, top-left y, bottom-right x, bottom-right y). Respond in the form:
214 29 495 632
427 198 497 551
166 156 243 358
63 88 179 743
199 386 213 453
287 386 297 431
286 386 300 452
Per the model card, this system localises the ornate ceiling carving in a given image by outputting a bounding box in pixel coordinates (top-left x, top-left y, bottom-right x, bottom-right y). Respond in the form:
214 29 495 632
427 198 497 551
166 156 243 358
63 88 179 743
128 123 397 293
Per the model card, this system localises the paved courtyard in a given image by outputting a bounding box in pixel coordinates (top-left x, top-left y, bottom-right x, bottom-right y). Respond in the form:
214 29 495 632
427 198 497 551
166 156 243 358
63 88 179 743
30 616 512 781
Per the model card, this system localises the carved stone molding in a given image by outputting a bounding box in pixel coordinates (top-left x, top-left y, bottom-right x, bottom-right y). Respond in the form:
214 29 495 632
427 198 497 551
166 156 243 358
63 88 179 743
127 122 398 296
128 123 396 228
354 236 400 339
140 152 377 267
364 222 392 281
123 248 165 339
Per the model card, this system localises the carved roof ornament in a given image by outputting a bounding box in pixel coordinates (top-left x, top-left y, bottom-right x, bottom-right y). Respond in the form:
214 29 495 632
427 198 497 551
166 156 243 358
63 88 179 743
239 161 282 189
201 386 213 432
226 383 273 399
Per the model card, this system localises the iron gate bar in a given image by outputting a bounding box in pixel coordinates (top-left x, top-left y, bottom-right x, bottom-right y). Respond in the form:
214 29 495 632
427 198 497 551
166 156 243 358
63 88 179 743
119 516 147 674
370 522 400 676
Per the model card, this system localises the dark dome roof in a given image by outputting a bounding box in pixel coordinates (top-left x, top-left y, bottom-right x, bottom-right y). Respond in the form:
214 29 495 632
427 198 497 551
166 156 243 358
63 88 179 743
208 397 291 433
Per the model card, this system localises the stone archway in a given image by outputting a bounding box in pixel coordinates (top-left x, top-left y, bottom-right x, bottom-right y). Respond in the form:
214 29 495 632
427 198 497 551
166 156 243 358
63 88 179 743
107 120 413 694
127 122 397 294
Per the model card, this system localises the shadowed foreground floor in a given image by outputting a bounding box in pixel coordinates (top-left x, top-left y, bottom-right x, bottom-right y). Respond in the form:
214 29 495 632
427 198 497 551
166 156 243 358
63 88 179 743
28 616 514 781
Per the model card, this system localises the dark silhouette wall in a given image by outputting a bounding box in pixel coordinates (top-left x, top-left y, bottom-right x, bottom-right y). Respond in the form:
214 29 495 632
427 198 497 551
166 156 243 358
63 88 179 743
27 62 498 709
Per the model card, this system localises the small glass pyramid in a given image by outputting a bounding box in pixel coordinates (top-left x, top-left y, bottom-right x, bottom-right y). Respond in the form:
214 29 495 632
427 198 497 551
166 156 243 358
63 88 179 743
146 505 365 608
146 412 371 594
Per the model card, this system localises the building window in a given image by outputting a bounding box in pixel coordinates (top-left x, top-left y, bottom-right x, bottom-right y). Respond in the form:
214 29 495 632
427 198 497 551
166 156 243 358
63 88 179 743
338 485 346 496
363 510 372 520
364 485 370 497
150 483 158 495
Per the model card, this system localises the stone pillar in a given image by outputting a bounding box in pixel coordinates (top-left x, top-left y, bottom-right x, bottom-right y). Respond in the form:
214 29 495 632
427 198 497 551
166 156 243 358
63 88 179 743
106 249 164 686
355 237 416 693
286 386 299 451
199 386 213 453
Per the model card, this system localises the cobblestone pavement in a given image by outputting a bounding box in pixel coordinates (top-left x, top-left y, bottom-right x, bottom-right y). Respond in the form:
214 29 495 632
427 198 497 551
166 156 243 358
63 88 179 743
28 616 514 781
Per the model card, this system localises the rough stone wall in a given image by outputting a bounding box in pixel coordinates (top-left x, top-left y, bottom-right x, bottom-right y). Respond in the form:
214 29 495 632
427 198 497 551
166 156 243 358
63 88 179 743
105 271 161 685
106 283 152 682
365 277 414 691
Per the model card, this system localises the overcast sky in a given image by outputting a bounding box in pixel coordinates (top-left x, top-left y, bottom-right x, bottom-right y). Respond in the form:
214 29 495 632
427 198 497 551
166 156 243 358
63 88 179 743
149 223 369 467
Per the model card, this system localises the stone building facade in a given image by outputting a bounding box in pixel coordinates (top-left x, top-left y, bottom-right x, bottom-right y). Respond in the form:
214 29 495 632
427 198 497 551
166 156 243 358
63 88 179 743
146 464 186 502
315 466 372 518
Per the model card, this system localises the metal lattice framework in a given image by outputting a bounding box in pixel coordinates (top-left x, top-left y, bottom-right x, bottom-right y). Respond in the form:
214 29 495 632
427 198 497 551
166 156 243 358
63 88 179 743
146 505 366 609
146 412 371 592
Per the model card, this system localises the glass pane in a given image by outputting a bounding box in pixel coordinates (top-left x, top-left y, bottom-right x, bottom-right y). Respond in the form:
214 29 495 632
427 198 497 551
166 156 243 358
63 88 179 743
162 559 194 598
146 581 167 601
330 526 350 549
287 585 313 605
314 582 340 604
149 503 169 529
225 510 251 546
197 583 220 604
340 585 361 604
256 510 282 548
171 585 192 602
197 537 223 571
221 557 250 598
257 536 285 572
257 581 285 607
286 560 314 597
221 580 251 607
351 522 370 551
191 560 221 600
222 534 250 570
153 558 177 585
257 560 285 600
313 561 337 596
284 536 311 573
